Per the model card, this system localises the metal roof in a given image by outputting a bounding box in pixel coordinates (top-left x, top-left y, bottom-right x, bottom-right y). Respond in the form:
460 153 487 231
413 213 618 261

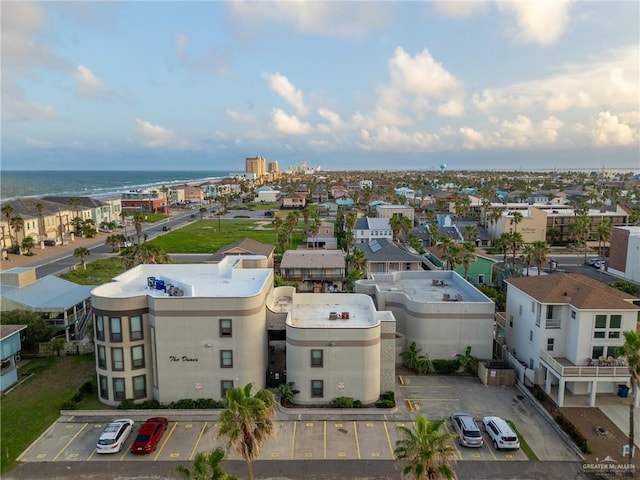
0 275 94 312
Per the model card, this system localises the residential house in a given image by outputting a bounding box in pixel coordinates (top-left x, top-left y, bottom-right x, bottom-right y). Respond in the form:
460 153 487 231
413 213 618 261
43 195 122 228
354 217 393 244
504 273 640 407
330 185 349 199
282 193 306 209
354 239 425 277
376 204 415 223
425 246 496 286
355 270 495 361
1 324 27 392
121 190 166 213
312 186 329 203
205 238 275 268
305 222 337 249
279 249 345 292
254 186 281 204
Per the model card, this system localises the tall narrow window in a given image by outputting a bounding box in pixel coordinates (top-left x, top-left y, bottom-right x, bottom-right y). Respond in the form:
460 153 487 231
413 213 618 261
221 380 234 398
547 338 555 352
133 375 146 399
97 345 107 369
130 316 143 341
220 350 233 368
311 349 323 367
112 347 124 371
110 317 122 342
219 319 232 337
96 316 104 341
311 380 324 398
113 378 125 400
131 345 145 369
99 375 109 399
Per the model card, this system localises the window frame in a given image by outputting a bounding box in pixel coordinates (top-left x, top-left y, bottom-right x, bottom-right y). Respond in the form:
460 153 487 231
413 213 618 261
99 375 109 399
220 350 233 368
111 347 124 371
96 315 105 341
546 338 555 352
97 345 107 369
130 316 143 341
221 380 234 398
110 317 122 342
113 377 126 401
131 345 145 369
219 319 232 338
311 379 324 398
132 375 146 399
311 349 324 367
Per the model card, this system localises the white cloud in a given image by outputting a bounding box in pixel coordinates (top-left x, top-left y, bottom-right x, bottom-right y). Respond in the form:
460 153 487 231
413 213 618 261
262 73 309 115
590 111 638 146
226 109 257 124
459 127 493 150
434 1 489 18
388 47 459 97
229 1 390 38
270 108 311 135
317 108 345 132
135 118 175 147
540 116 565 142
497 0 573 47
74 65 105 96
437 100 465 117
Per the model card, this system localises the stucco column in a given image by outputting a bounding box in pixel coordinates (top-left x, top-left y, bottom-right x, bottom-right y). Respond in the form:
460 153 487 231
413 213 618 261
635 384 640 409
557 378 565 407
589 380 597 407
544 366 552 394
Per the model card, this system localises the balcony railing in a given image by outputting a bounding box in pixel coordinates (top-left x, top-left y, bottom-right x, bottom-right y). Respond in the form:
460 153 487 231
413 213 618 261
545 318 561 329
540 350 630 378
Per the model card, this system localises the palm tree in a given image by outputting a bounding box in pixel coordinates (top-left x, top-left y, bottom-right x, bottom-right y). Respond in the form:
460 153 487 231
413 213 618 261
126 243 170 267
570 215 591 263
2 204 14 247
597 219 611 259
174 447 236 480
464 225 478 243
199 207 207 220
521 243 534 276
460 242 476 280
507 232 524 264
21 236 35 256
546 227 561 246
618 331 640 461
73 247 90 269
347 247 368 278
390 215 403 242
68 197 82 221
395 414 457 480
531 241 550 276
216 383 277 480
309 216 321 249
35 201 45 243
9 215 24 249
511 211 523 233
133 213 145 243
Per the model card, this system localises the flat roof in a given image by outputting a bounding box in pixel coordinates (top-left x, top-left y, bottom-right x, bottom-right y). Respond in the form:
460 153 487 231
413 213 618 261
288 294 377 328
92 257 272 299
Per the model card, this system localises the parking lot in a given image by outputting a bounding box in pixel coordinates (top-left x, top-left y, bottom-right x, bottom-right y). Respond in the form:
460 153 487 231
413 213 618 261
17 374 581 466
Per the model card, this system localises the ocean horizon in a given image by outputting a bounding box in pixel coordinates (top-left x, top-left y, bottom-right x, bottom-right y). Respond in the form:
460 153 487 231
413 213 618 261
0 170 230 202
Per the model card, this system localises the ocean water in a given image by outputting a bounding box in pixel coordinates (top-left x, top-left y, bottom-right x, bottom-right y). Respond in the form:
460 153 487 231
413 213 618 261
0 170 229 201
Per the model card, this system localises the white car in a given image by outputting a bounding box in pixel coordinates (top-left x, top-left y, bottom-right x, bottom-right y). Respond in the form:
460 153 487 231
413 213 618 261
96 418 134 454
482 416 520 451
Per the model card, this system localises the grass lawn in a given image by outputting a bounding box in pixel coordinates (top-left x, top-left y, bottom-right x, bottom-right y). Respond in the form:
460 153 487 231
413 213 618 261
0 355 97 474
59 257 127 285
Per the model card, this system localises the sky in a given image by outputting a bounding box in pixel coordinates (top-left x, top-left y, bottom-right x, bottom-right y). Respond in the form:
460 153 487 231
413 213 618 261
1 1 639 172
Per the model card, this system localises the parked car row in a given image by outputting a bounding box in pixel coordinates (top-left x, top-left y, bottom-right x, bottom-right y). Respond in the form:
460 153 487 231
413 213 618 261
450 412 520 451
96 417 168 455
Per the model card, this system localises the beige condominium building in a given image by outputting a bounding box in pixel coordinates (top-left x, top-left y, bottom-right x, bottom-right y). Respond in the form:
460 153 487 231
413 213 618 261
91 256 396 407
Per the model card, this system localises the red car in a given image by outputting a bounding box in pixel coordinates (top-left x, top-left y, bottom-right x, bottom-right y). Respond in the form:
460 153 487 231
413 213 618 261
130 417 168 454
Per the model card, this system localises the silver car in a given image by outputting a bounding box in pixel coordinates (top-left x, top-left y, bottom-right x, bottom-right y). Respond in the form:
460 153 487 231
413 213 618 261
450 412 483 448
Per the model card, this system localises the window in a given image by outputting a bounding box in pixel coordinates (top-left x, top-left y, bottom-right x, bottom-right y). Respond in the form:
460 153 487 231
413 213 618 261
99 375 109 399
531 301 535 313
220 350 233 368
571 310 576 319
113 378 125 400
311 349 324 367
547 338 555 352
311 380 324 398
96 316 105 341
610 315 622 329
112 348 124 371
110 317 122 342
133 375 146 399
546 305 554 319
130 316 143 341
592 346 604 359
97 345 107 369
509 315 513 328
131 345 144 369
221 380 234 398
529 330 533 342
219 319 232 337
518 305 522 315
477 274 485 284
595 315 607 329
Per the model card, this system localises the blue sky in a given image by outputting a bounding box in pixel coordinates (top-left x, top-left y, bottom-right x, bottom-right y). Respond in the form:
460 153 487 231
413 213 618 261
2 1 639 172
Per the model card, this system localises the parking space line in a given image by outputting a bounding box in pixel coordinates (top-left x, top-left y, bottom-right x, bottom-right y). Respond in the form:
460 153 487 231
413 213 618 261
154 421 178 460
444 423 463 460
188 422 208 460
52 423 87 461
383 421 395 459
398 375 404 385
406 399 414 411
290 421 297 460
353 421 361 460
323 421 327 459
17 421 57 462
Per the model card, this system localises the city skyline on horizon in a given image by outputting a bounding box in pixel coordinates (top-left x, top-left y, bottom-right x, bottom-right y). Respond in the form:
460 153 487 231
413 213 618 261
2 1 638 171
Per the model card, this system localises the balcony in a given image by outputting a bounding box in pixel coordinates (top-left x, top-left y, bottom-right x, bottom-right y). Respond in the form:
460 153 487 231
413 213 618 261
545 318 561 329
539 350 630 379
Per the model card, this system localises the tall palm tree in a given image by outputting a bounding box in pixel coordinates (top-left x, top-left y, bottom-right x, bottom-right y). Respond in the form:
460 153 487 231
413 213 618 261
133 213 145 243
9 215 24 248
174 447 236 480
199 207 207 220
309 216 321 249
597 219 611 259
35 201 45 243
460 242 476 280
464 225 478 243
570 215 591 263
347 247 368 278
618 331 640 460
507 232 524 265
511 211 523 233
521 243 535 276
126 243 170 267
531 241 550 276
216 383 277 480
395 414 457 480
68 197 82 221
73 247 90 269
1 204 14 249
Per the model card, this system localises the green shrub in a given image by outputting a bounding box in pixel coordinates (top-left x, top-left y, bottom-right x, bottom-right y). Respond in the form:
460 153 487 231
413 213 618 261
430 359 461 374
381 391 395 401
375 399 395 408
554 413 592 454
195 398 224 409
71 392 84 403
353 399 363 408
79 380 96 395
139 399 161 409
169 399 197 409
60 400 76 410
118 399 136 410
330 397 355 408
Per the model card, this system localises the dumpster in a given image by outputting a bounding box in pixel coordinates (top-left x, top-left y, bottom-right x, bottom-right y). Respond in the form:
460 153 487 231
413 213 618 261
618 385 630 398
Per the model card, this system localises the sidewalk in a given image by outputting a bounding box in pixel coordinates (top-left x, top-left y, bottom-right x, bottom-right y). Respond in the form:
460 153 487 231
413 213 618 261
0 233 111 272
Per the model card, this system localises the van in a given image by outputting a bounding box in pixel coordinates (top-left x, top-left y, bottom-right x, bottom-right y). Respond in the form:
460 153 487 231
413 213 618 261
450 412 483 448
482 416 520 450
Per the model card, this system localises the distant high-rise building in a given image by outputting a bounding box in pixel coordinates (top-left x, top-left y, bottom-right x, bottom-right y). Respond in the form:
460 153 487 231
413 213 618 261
267 161 278 173
245 156 266 177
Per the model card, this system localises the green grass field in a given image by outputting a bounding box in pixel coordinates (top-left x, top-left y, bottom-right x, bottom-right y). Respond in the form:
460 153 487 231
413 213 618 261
0 355 97 474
